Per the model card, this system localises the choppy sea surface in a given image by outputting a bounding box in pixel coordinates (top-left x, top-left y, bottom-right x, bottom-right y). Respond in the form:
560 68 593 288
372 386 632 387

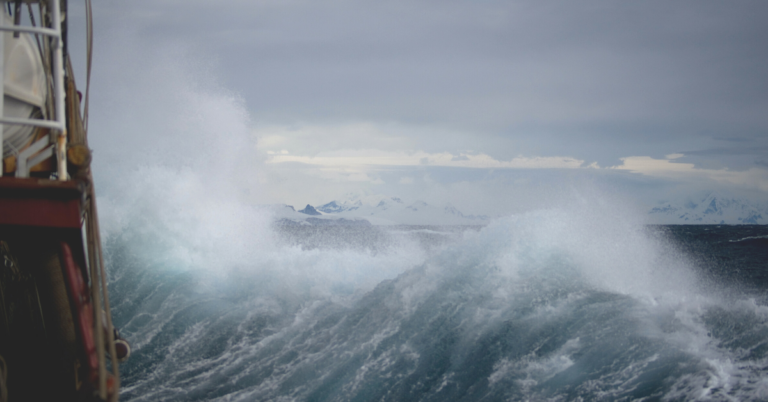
107 215 768 401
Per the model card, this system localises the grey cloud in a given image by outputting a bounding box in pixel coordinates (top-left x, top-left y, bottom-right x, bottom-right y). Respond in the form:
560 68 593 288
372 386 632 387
682 146 768 157
77 0 768 175
712 137 760 143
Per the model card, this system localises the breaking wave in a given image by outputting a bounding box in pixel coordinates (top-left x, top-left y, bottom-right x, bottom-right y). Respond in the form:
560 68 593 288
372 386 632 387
103 190 768 401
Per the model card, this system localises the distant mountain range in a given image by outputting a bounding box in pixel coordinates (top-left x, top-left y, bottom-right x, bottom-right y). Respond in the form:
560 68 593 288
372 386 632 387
270 194 490 226
266 192 766 226
647 192 767 224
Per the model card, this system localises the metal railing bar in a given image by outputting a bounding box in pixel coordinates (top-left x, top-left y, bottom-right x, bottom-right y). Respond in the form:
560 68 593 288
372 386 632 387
0 25 57 37
0 117 65 130
15 136 50 177
26 143 53 169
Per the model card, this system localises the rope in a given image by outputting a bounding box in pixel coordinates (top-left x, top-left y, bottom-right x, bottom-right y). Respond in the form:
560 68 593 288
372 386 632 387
91 188 121 402
78 3 121 397
86 201 107 399
83 0 93 134
40 1 55 121
26 3 44 64
80 1 121 398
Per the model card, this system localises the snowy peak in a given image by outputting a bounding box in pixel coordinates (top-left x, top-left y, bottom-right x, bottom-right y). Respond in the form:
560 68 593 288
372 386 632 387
649 192 767 224
444 203 462 216
319 196 405 214
317 200 362 214
299 204 322 215
443 202 490 221
308 195 490 225
375 197 403 211
406 201 428 212
694 192 730 215
317 201 349 213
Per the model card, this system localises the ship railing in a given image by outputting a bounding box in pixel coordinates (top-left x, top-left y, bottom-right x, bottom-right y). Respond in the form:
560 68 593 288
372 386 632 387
0 0 67 180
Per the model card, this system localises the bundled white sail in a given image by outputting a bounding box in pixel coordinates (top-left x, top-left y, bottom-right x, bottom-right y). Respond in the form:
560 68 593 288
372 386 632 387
2 14 47 159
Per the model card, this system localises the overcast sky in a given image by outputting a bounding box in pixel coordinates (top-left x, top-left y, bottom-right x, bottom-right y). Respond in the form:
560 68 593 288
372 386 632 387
74 0 768 216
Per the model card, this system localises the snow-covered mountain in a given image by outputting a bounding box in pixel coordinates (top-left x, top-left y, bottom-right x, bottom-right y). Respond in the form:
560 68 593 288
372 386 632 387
265 192 767 226
316 195 404 214
316 200 362 214
318 195 490 225
261 204 372 226
648 192 767 224
271 194 490 226
298 204 321 215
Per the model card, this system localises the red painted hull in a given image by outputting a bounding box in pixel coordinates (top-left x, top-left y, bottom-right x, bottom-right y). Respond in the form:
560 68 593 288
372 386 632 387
0 177 82 228
0 177 106 400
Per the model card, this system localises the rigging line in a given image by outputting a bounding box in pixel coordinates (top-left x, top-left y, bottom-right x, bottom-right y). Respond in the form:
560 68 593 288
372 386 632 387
87 205 107 400
94 196 120 402
27 3 45 80
83 0 93 134
39 1 54 120
11 1 20 38
86 170 120 402
81 2 118 396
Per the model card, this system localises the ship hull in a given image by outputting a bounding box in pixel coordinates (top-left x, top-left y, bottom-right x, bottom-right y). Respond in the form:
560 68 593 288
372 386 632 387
0 177 102 400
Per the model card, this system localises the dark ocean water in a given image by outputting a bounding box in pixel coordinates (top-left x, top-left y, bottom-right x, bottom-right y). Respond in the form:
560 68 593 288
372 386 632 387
107 216 768 401
655 225 768 293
